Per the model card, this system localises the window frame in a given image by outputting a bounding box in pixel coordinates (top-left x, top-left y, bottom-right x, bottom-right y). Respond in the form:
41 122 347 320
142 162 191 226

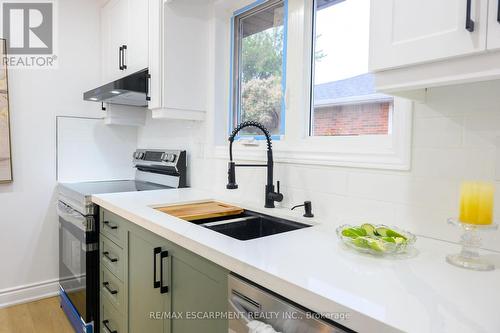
229 0 289 141
214 0 412 171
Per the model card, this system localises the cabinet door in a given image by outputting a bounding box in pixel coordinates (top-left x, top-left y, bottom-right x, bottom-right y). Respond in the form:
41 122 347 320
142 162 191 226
101 0 128 82
487 0 500 50
170 251 228 333
369 0 488 71
161 0 209 112
148 0 163 110
128 231 170 333
125 0 149 73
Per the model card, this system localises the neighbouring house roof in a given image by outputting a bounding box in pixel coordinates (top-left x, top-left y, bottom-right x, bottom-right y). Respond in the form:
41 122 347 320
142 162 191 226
314 73 392 107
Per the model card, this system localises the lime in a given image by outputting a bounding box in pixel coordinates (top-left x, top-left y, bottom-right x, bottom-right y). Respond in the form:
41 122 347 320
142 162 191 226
386 229 407 240
353 227 367 236
361 223 376 236
342 228 360 239
367 238 387 252
381 237 395 243
393 237 406 244
352 237 370 248
375 227 388 237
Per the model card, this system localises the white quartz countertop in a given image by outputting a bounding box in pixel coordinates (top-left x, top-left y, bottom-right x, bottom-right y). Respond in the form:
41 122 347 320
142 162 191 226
92 188 500 333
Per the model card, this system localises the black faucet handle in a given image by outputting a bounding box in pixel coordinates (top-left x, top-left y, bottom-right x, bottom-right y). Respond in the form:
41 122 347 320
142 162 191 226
277 181 280 194
226 162 238 189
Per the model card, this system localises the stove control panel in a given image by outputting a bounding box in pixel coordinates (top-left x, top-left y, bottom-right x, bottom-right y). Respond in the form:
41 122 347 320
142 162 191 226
132 149 185 169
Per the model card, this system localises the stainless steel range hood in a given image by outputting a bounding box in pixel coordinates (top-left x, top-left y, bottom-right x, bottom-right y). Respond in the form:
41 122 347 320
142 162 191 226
83 68 149 107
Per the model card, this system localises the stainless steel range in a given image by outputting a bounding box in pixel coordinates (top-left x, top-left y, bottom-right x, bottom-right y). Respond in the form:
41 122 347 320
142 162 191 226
57 149 187 333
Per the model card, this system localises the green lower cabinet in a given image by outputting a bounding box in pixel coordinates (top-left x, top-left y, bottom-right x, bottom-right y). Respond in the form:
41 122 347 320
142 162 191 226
128 231 171 333
170 252 228 333
100 208 228 333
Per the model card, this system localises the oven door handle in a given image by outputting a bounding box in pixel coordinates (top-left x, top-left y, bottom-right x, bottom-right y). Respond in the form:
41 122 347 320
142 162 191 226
57 202 88 232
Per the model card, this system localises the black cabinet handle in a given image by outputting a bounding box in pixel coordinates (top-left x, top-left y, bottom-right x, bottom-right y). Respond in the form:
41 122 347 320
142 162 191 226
160 250 169 294
119 46 123 70
497 0 500 23
121 45 127 70
103 251 118 263
146 73 151 102
102 320 118 333
153 247 161 288
103 282 118 295
103 221 118 230
466 0 475 32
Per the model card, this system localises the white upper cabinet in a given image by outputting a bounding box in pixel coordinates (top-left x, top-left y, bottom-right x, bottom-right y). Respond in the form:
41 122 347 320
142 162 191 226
369 0 500 96
487 0 500 50
101 0 148 83
147 0 209 120
99 0 207 121
126 0 149 74
101 0 128 82
369 0 488 71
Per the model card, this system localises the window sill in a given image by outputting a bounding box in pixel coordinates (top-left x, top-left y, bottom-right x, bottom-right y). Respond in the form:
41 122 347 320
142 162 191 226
212 138 411 170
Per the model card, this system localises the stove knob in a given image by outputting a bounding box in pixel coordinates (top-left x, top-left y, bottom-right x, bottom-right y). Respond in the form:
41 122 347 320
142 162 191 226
133 152 139 159
162 154 176 163
138 152 145 160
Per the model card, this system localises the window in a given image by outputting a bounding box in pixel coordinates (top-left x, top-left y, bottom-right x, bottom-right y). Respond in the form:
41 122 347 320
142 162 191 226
218 0 412 170
231 0 286 137
310 0 394 137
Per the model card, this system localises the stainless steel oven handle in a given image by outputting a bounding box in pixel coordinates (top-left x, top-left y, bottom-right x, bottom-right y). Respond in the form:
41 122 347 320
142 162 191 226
57 202 87 232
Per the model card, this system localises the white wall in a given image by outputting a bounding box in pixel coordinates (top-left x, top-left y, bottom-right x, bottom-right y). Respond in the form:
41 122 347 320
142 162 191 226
0 0 105 306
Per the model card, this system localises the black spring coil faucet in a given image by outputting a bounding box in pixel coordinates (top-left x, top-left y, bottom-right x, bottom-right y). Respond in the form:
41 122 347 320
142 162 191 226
227 121 283 208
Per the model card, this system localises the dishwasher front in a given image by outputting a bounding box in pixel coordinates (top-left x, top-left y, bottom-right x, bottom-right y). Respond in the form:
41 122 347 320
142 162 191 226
228 274 352 333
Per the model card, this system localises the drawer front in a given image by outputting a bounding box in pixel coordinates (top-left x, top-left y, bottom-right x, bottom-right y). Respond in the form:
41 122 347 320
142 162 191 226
101 210 126 246
100 234 124 281
101 297 125 333
101 266 125 314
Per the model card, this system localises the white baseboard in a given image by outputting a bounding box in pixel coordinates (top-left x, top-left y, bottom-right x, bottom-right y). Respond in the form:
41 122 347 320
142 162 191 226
0 278 60 309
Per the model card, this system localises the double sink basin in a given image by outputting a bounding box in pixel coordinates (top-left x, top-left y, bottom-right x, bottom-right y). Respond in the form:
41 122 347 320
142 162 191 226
191 210 311 241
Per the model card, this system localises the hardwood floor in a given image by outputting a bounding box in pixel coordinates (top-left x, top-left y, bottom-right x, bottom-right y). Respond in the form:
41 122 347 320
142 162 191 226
0 297 74 333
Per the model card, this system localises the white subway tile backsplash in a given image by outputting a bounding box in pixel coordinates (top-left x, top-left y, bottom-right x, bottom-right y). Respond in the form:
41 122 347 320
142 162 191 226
425 81 500 115
277 164 348 196
412 147 496 181
463 111 500 148
347 172 411 204
138 81 500 252
413 116 463 148
347 173 459 212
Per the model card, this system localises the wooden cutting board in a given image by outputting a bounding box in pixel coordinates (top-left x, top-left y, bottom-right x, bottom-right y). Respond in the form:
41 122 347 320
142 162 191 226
155 201 244 221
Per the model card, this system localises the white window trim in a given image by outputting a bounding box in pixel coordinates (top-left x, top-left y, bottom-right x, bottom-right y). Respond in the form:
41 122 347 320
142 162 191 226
211 0 413 171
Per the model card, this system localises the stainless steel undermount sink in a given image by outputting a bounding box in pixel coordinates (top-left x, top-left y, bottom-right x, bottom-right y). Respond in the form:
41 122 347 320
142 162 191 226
192 210 311 240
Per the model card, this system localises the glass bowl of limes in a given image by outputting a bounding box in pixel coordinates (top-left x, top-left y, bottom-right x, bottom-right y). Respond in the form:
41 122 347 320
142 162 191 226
336 224 416 255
